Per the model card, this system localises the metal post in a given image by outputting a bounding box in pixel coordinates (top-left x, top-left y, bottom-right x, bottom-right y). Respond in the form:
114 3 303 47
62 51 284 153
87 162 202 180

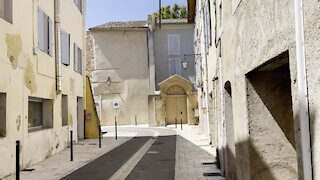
70 130 73 161
180 112 183 130
175 118 177 128
16 140 20 180
115 116 118 140
98 125 101 148
165 118 167 127
135 115 137 126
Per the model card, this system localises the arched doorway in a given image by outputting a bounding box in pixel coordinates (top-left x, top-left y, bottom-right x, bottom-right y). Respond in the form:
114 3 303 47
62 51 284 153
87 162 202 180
165 85 187 124
157 75 197 126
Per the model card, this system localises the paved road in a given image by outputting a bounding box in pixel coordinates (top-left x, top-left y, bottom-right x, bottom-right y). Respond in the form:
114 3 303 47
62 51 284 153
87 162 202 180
60 126 224 180
4 125 224 180
61 136 151 180
127 136 176 180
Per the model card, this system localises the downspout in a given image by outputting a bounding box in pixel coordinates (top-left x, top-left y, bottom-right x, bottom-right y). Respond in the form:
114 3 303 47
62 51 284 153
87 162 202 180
55 0 62 94
201 2 210 136
294 0 313 179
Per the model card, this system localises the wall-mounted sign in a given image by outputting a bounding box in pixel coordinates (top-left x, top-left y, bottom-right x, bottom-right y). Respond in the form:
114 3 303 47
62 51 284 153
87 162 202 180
112 101 120 109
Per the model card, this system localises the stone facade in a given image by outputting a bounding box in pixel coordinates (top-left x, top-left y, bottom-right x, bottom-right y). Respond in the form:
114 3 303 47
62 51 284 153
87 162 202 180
89 18 198 127
190 0 319 179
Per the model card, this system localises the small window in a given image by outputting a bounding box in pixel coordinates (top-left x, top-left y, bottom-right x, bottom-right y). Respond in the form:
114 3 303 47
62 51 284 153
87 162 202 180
74 43 83 74
74 0 82 13
215 0 223 42
62 95 68 126
38 7 53 56
0 93 6 137
169 58 181 76
0 0 12 23
28 97 53 132
168 35 180 55
61 30 70 65
204 0 212 52
232 0 242 14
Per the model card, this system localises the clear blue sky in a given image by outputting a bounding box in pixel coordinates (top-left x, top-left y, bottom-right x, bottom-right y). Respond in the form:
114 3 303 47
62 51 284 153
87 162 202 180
86 0 187 30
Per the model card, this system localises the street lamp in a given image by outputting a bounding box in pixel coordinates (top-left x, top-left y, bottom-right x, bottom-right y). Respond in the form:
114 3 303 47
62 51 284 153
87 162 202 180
182 61 188 69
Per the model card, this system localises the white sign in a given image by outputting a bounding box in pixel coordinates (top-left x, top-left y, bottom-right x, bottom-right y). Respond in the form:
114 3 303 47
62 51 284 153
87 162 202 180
112 101 120 109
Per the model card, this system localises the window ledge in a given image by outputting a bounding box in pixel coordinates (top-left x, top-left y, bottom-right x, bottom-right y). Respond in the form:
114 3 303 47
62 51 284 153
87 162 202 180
28 126 51 133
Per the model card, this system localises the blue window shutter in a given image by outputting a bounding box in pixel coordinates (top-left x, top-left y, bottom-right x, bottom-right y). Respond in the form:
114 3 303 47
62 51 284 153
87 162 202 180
48 17 53 56
38 8 44 51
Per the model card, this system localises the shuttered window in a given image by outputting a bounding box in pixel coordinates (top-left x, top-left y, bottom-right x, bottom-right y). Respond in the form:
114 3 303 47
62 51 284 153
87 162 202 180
61 30 70 65
74 43 82 74
74 0 82 13
0 0 12 23
169 58 181 76
204 0 212 53
38 8 52 56
168 35 180 55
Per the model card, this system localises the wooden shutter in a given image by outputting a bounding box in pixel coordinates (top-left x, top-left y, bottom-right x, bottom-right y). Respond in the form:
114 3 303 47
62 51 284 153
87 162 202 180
174 58 181 75
74 43 78 72
38 8 44 51
61 31 70 65
48 17 53 56
78 47 82 74
168 35 180 55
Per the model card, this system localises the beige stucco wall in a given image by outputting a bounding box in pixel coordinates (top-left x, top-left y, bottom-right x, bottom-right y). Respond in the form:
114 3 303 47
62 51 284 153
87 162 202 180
217 0 319 179
0 0 85 178
91 30 149 126
194 0 320 179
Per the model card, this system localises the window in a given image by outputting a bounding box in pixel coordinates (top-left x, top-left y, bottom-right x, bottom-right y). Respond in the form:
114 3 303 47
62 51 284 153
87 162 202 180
215 0 223 43
0 0 12 23
74 43 83 74
28 97 53 132
74 0 82 13
168 35 180 55
38 8 53 55
62 95 68 126
0 93 6 137
169 58 181 76
61 30 70 65
204 0 212 53
232 0 242 14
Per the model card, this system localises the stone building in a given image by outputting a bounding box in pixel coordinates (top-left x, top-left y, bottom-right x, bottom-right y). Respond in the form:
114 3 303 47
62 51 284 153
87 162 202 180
189 0 319 179
0 0 86 178
88 17 198 127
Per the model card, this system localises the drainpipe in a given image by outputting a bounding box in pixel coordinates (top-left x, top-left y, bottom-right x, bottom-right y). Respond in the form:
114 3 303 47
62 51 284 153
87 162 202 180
202 3 210 137
294 0 313 179
55 0 62 94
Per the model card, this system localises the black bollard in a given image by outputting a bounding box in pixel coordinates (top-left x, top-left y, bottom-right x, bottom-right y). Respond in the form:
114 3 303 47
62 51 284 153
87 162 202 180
175 118 177 128
115 116 118 140
98 125 101 148
135 115 137 126
70 130 73 161
181 118 183 130
16 140 20 180
165 118 167 127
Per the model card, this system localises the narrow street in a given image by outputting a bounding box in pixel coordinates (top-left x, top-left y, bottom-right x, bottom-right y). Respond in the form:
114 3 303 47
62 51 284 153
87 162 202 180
4 125 224 180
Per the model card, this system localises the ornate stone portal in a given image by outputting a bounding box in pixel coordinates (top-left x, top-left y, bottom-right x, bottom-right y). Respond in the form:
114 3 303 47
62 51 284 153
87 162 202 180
153 75 198 126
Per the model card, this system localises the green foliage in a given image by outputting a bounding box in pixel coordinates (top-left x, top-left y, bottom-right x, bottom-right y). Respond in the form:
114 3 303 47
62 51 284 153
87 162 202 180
153 4 188 19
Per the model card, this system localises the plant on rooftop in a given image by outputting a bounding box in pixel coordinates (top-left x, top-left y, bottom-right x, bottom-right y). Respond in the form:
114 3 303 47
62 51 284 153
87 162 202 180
153 4 188 19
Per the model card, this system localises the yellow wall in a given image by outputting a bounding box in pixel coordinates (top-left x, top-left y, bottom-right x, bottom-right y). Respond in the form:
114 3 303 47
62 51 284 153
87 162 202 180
85 76 100 139
0 0 85 178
